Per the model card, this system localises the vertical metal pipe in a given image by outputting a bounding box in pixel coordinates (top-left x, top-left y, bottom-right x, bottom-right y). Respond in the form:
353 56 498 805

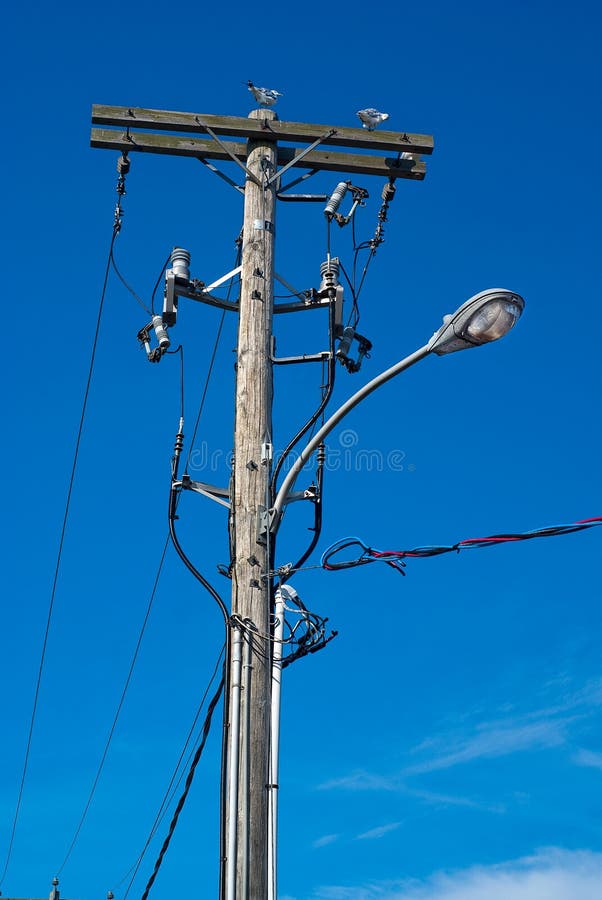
267 588 285 900
226 623 243 900
240 628 253 900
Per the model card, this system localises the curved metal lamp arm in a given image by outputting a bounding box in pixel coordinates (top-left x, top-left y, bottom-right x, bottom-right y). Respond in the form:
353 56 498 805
271 343 432 532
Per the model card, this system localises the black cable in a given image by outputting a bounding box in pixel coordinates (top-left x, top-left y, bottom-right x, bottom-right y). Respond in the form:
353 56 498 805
110 246 152 315
167 241 239 899
150 252 172 315
337 258 360 327
139 674 225 900
56 534 171 877
270 297 337 497
57 299 184 876
185 239 241 474
218 625 231 900
184 313 226 474
0 223 118 891
284 443 325 581
117 642 226 898
169 483 229 624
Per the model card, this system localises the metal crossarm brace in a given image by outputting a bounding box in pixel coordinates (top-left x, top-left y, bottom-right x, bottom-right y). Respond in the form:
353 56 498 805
195 116 261 185
267 129 337 185
197 157 245 194
179 475 231 509
274 271 308 303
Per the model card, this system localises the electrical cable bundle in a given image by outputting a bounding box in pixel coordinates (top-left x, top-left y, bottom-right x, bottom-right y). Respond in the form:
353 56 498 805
321 516 602 575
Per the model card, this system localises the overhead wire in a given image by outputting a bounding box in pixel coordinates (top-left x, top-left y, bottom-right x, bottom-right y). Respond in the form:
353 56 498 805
184 239 240 474
139 673 225 900
54 309 186 877
0 198 123 890
150 252 172 315
70 247 233 889
110 245 152 315
164 238 240 900
44 199 228 883
320 516 602 574
115 643 226 899
55 536 171 878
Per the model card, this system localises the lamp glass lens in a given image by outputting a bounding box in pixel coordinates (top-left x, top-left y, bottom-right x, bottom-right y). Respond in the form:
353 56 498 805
465 299 521 343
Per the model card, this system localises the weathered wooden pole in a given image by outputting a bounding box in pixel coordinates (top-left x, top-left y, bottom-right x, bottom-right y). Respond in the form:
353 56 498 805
229 107 277 899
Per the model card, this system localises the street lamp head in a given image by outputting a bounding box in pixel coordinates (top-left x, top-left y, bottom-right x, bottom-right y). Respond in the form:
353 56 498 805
427 288 525 356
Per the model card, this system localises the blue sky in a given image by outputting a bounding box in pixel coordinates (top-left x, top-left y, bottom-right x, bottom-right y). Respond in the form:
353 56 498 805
1 0 601 898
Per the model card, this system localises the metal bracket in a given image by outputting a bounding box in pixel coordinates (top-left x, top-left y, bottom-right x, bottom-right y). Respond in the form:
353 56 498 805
179 474 231 509
274 271 310 304
257 506 271 545
278 168 319 194
284 485 317 504
195 116 261 186
204 265 243 293
267 130 337 186
276 193 329 202
197 157 245 194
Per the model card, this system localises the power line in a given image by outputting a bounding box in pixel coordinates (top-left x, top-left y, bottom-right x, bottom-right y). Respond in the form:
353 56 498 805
0 221 119 891
55 535 171 877
184 239 241 474
320 516 602 574
56 272 229 877
110 244 152 315
116 643 226 899
139 673 225 900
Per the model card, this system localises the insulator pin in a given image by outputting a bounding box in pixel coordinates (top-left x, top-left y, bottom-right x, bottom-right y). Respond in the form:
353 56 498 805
319 258 340 293
336 326 355 360
324 182 349 217
171 247 191 280
152 315 170 351
382 182 396 203
116 153 130 175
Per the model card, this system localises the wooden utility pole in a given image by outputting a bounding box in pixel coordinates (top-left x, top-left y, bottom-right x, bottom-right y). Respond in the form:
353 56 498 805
230 108 277 899
90 103 433 900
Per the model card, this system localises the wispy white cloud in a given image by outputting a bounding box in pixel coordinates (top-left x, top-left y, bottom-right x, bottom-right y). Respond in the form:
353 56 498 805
313 833 340 848
573 748 602 770
356 822 402 841
402 715 575 776
403 786 505 814
311 847 602 899
403 675 602 776
318 771 402 792
318 679 602 813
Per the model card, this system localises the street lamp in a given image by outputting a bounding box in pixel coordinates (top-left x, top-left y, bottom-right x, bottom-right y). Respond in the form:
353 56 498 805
266 286 524 900
427 288 524 355
270 288 524 529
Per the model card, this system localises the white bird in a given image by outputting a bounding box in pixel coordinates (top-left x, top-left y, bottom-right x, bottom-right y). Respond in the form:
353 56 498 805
247 80 283 107
356 108 390 130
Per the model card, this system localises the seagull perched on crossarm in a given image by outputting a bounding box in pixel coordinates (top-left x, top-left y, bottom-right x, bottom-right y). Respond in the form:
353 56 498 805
357 108 390 130
247 80 283 107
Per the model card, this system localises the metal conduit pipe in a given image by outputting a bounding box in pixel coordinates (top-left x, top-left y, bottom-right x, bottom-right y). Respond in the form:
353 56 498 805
226 623 243 900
